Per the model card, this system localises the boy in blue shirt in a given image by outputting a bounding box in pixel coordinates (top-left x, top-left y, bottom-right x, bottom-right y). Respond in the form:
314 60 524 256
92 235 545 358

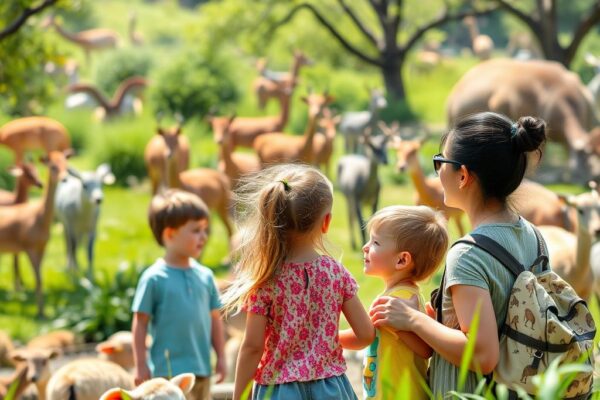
132 189 226 400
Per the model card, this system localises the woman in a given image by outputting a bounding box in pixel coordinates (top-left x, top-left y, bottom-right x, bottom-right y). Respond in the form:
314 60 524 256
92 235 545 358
370 111 546 395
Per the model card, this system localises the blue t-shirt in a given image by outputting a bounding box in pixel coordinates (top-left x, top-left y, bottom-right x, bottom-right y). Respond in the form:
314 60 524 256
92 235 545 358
131 258 222 377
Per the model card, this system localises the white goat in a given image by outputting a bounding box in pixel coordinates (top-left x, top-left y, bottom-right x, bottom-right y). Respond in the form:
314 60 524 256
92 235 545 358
54 164 115 281
339 89 387 153
46 358 133 400
99 373 194 400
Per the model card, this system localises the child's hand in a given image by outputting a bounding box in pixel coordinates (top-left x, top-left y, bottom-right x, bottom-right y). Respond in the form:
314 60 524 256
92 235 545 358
135 364 151 386
214 356 227 383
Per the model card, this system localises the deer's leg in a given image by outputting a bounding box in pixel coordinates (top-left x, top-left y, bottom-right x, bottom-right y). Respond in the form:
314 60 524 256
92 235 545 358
347 197 357 250
65 226 79 273
86 231 96 282
27 249 45 319
13 254 22 291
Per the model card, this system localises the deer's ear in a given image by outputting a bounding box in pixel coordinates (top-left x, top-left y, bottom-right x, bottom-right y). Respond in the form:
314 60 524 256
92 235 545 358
170 373 195 394
64 148 75 159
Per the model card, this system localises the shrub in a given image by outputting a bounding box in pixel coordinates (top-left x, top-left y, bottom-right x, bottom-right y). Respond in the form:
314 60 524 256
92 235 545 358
150 49 239 120
96 49 153 95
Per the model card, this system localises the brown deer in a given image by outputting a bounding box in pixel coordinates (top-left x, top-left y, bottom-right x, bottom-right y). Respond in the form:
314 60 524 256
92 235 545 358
213 115 261 189
390 132 465 236
463 16 494 60
144 117 190 195
45 16 119 65
253 50 311 109
0 151 71 318
252 91 334 165
312 108 341 176
0 117 71 165
209 85 293 150
128 12 144 46
67 76 148 121
0 163 43 292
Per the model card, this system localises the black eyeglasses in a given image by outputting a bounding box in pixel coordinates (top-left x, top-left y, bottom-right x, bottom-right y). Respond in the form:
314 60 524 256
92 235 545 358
432 153 462 175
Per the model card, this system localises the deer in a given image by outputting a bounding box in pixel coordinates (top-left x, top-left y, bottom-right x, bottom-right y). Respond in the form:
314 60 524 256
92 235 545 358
538 184 600 300
253 50 311 109
337 128 393 250
462 16 494 60
144 116 190 195
128 12 144 46
252 91 334 166
67 76 148 121
312 107 341 176
0 150 71 318
446 59 600 185
390 131 466 237
208 84 293 150
0 163 43 292
45 16 119 65
213 115 261 189
339 88 388 154
0 117 71 166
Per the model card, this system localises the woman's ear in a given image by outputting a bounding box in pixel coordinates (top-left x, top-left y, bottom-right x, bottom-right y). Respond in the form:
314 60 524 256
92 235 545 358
458 165 472 189
321 212 332 234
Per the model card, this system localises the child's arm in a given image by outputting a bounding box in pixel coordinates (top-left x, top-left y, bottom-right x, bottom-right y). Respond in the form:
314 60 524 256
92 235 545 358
395 331 433 359
211 310 226 383
339 295 375 350
132 312 151 385
233 312 267 400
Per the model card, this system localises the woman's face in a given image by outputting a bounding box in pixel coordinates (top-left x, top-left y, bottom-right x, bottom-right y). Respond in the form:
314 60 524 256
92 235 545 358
438 139 462 208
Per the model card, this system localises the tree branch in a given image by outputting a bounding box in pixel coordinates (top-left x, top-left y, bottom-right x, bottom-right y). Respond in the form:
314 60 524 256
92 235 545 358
336 0 379 47
0 0 58 41
494 0 538 30
270 3 382 66
566 1 600 66
402 5 498 54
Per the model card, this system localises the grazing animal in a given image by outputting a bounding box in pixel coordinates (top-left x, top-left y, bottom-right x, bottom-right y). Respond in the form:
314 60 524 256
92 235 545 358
339 89 388 153
446 59 600 184
128 12 144 46
0 117 71 165
96 331 152 371
10 347 59 400
337 129 392 249
27 330 76 354
46 359 134 400
463 16 494 60
252 92 334 165
67 77 147 121
54 164 115 280
144 118 190 195
390 131 466 236
312 108 341 176
99 373 194 400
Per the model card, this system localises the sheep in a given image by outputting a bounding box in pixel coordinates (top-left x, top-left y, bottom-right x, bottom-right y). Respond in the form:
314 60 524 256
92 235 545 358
96 331 152 371
99 373 194 400
46 358 134 400
9 347 58 400
54 164 115 281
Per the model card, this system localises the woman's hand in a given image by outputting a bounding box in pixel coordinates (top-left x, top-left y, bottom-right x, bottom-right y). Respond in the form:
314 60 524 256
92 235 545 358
369 295 420 331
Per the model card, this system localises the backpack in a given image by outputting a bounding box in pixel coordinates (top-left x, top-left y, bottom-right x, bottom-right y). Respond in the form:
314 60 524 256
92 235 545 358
431 226 596 399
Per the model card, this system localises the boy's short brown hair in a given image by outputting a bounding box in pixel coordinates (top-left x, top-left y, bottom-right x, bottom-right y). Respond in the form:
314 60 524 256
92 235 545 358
367 205 448 281
148 189 210 246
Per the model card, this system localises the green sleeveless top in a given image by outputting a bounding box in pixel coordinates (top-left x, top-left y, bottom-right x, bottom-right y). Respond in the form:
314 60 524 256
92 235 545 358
429 217 540 397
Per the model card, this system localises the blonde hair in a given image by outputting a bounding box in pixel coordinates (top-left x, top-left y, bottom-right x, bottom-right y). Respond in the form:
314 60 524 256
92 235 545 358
367 205 448 281
148 189 210 246
221 164 333 313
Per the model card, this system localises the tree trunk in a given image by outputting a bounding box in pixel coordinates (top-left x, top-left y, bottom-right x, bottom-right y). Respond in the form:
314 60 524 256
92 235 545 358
381 54 405 101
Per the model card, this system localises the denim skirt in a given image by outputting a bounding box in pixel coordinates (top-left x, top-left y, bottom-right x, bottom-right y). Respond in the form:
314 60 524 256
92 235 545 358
252 374 358 400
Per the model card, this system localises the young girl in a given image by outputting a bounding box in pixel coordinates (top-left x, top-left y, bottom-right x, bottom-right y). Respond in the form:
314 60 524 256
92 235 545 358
222 164 375 400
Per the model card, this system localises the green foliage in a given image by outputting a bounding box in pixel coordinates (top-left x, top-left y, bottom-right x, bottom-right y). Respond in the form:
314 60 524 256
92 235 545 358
53 0 98 31
52 262 143 342
96 49 154 95
150 48 239 120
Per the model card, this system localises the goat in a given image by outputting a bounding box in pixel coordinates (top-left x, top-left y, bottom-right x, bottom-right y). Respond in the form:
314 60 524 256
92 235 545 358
538 185 600 300
252 92 334 165
208 87 293 150
253 50 311 109
339 89 387 154
0 163 43 291
313 108 341 176
337 128 392 249
144 118 189 195
0 364 29 400
55 164 115 280
213 115 260 189
99 373 194 400
46 359 134 400
390 130 466 236
0 117 71 165
0 150 71 318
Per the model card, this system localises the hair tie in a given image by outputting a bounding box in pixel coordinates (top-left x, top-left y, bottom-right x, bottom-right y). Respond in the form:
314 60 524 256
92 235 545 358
510 123 519 138
279 179 291 191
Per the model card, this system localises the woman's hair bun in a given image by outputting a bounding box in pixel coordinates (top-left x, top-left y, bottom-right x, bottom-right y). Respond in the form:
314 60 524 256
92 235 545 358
513 116 546 153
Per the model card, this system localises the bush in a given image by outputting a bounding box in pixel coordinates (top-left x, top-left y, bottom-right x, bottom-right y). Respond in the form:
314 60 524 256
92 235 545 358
150 49 239 120
96 49 154 95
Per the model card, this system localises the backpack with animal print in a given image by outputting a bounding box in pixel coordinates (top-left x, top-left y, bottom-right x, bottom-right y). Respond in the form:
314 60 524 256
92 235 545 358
431 227 595 399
